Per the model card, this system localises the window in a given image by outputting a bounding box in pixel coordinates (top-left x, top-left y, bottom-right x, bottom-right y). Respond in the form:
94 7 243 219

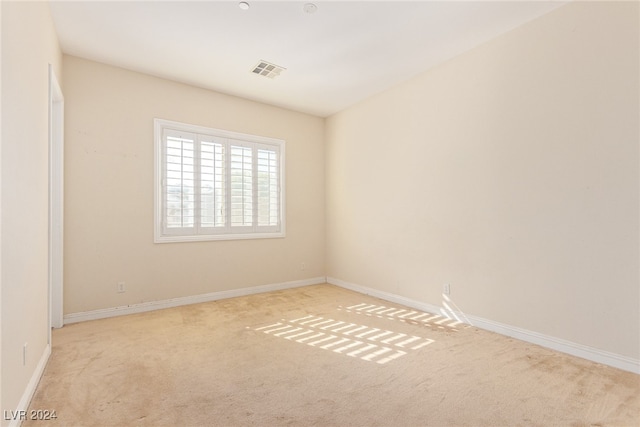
154 119 285 243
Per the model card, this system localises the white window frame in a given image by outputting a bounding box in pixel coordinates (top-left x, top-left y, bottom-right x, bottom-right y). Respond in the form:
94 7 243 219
154 118 285 243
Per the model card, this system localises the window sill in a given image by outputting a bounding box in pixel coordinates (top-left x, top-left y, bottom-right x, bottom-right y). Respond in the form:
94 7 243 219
154 231 286 244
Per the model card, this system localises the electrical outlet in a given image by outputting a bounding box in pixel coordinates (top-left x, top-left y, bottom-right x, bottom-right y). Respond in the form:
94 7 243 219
443 284 451 296
300 262 306 271
23 343 28 366
117 282 126 293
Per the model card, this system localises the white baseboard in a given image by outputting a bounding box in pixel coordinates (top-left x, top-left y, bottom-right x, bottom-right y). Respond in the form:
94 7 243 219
63 277 326 325
8 344 51 427
327 276 640 375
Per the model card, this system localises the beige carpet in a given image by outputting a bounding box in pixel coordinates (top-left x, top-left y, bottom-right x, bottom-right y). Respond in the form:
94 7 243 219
27 284 639 426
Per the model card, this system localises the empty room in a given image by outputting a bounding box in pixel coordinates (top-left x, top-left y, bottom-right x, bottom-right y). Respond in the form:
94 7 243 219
1 0 638 426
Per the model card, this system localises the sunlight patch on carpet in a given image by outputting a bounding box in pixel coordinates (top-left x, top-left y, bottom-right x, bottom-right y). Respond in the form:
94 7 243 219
249 311 436 365
338 303 466 331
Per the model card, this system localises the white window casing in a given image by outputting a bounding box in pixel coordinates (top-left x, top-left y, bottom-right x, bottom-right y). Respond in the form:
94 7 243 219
154 119 285 243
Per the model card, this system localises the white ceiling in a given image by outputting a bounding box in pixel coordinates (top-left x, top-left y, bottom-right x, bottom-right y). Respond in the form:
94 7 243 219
50 1 567 117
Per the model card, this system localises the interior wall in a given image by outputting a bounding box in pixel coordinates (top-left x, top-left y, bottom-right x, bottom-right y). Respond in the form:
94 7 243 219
1 1 62 422
63 55 325 314
0 0 3 415
326 1 639 360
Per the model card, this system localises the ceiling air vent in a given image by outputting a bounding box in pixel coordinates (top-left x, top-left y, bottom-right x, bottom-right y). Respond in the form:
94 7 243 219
251 60 286 79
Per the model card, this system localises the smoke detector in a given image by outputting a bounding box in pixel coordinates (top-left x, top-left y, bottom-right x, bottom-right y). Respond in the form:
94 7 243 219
251 61 286 79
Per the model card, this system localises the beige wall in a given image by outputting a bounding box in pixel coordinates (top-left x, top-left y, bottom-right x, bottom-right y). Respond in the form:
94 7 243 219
326 1 639 359
1 1 62 421
63 56 325 314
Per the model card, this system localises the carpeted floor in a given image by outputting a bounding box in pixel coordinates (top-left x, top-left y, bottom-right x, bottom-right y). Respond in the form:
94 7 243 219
27 284 640 426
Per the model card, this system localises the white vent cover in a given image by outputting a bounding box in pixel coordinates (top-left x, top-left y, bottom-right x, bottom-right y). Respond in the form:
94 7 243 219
251 61 286 79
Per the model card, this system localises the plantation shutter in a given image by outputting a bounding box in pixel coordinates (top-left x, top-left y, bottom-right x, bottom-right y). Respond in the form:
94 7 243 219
155 118 284 242
199 136 226 231
229 142 254 232
163 129 196 235
256 145 280 232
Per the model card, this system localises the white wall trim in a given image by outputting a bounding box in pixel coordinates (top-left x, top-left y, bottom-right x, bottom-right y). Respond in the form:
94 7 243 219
7 345 51 427
64 277 326 324
48 64 64 331
327 277 640 375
